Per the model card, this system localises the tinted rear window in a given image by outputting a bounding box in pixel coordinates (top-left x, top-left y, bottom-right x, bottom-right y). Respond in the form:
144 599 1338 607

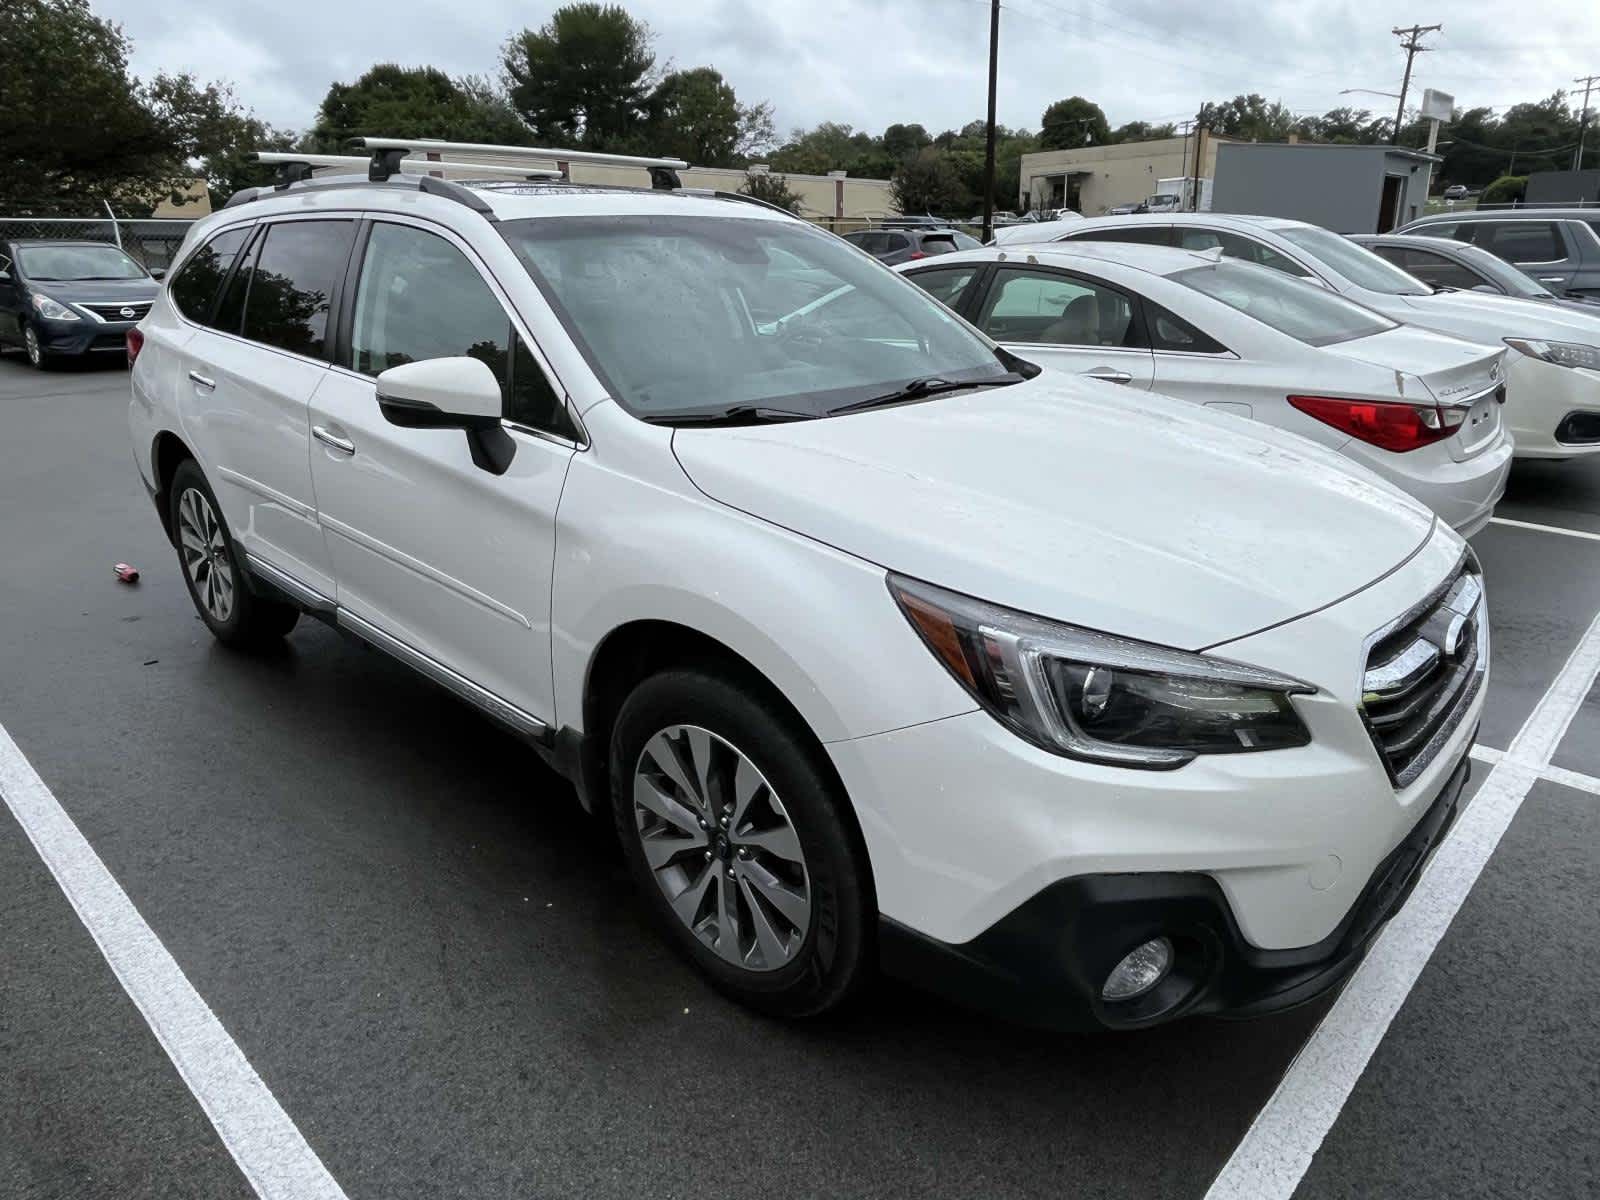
239 220 356 360
171 227 250 324
1477 222 1564 263
1174 259 1395 346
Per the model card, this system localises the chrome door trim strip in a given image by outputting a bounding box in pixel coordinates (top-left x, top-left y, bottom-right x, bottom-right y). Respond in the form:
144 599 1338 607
245 553 335 613
335 609 549 740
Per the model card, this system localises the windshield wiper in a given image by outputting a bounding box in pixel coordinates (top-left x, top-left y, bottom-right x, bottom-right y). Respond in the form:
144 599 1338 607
829 373 1026 416
644 404 816 427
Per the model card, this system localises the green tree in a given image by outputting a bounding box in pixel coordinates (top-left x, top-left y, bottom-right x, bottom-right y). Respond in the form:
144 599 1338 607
1109 120 1177 143
769 122 886 175
142 74 294 208
501 3 655 149
649 66 773 167
0 0 182 212
1295 106 1387 145
881 123 931 161
309 64 530 151
1038 97 1110 150
1481 175 1528 205
891 149 967 215
1198 93 1296 141
738 171 802 213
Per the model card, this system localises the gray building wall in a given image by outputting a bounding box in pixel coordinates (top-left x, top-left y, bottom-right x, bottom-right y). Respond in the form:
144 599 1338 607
1212 144 1435 232
1526 169 1600 204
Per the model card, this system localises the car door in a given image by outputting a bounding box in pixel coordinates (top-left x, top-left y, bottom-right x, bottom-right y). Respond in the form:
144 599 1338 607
1470 220 1578 293
968 264 1154 388
306 216 580 726
0 246 19 345
178 216 353 598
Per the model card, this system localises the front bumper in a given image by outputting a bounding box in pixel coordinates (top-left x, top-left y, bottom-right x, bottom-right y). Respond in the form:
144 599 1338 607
879 751 1469 1031
34 315 135 356
1504 356 1600 458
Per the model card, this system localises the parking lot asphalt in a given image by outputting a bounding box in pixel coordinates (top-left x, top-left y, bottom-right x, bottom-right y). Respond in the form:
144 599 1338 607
1 356 1596 1200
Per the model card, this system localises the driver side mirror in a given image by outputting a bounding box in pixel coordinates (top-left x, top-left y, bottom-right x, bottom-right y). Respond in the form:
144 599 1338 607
376 356 515 475
148 267 166 280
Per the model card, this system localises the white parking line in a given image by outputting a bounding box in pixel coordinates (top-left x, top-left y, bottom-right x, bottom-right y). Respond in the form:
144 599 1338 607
1489 516 1600 543
1205 607 1600 1200
0 723 349 1200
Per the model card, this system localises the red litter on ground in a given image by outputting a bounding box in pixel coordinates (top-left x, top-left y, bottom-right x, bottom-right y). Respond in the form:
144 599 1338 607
114 563 140 584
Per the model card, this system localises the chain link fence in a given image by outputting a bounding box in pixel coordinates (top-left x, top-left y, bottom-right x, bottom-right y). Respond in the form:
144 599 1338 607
0 216 196 272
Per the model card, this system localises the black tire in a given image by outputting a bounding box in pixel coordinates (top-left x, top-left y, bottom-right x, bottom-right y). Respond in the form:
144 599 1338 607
610 669 874 1018
168 459 299 648
23 323 51 371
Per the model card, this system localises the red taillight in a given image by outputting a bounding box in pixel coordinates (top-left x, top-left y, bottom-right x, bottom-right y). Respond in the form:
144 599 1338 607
907 250 928 260
125 328 145 366
1287 395 1464 453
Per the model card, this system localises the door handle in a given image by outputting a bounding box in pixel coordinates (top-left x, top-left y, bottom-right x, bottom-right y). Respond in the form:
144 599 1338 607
1537 276 1565 283
1084 368 1134 385
188 370 215 389
312 425 355 455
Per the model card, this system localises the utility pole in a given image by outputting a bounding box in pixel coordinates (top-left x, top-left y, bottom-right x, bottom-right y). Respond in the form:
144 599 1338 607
1575 74 1599 172
981 0 1001 242
1391 24 1442 144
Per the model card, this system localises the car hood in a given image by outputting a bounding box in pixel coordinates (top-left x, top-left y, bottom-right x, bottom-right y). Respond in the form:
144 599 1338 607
672 374 1437 650
1318 324 1505 403
1393 289 1600 344
27 277 159 305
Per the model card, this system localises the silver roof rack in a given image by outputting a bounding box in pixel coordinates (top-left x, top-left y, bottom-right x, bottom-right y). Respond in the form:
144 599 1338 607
252 151 562 182
349 137 688 190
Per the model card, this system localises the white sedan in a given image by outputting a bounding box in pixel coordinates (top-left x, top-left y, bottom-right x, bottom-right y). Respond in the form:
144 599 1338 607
1005 213 1600 460
899 242 1513 536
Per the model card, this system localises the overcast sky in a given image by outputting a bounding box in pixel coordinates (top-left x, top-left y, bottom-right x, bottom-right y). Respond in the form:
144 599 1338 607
97 0 1600 148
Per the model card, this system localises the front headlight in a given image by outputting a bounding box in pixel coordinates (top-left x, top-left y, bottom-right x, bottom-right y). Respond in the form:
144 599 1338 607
31 293 80 321
889 574 1313 769
1505 337 1600 371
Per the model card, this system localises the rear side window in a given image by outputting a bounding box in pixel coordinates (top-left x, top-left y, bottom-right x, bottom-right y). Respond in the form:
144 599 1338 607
1147 304 1228 354
350 222 574 438
1066 225 1172 246
1476 222 1564 263
170 226 250 324
906 265 979 308
1176 228 1311 277
1393 248 1481 290
240 220 356 360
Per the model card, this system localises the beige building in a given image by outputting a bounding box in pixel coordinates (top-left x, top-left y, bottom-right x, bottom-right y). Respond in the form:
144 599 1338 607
1018 134 1233 216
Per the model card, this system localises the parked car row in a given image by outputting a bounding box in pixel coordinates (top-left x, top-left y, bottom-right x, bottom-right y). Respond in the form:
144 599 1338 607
129 158 1491 1034
994 212 1600 461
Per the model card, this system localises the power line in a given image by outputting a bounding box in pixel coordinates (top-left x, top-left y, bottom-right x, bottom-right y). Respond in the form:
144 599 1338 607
1576 73 1599 170
1391 23 1442 144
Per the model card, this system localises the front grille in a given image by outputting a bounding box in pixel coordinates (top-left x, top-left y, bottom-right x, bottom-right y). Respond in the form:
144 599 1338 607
80 301 152 322
1360 556 1487 787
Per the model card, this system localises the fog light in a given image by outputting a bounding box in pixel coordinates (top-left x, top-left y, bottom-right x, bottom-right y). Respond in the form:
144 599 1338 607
1101 937 1173 1002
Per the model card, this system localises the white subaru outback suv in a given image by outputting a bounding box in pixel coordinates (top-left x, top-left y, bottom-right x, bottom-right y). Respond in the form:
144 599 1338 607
128 168 1487 1030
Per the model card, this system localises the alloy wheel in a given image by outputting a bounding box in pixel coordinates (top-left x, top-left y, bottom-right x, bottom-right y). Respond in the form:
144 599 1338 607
176 487 235 623
632 725 812 972
24 325 41 367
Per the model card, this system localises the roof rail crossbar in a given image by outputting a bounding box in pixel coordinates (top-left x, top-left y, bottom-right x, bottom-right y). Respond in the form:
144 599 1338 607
252 151 561 181
348 137 690 187
220 172 498 221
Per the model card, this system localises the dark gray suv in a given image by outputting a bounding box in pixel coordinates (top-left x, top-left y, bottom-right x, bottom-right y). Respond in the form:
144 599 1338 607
1397 210 1600 302
841 227 981 265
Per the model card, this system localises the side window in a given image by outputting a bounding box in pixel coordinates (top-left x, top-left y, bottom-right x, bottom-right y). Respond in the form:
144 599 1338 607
1396 248 1481 290
1479 222 1564 263
1067 225 1173 246
884 233 912 254
977 268 1139 348
1147 304 1228 354
240 220 356 359
212 228 260 334
1177 228 1310 277
906 265 979 309
170 226 250 324
853 232 888 255
351 222 575 437
1412 223 1458 240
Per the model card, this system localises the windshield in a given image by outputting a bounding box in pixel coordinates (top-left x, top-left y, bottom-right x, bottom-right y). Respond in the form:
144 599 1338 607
16 244 146 281
1277 226 1430 295
1452 242 1555 298
500 215 1010 421
1174 260 1396 347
